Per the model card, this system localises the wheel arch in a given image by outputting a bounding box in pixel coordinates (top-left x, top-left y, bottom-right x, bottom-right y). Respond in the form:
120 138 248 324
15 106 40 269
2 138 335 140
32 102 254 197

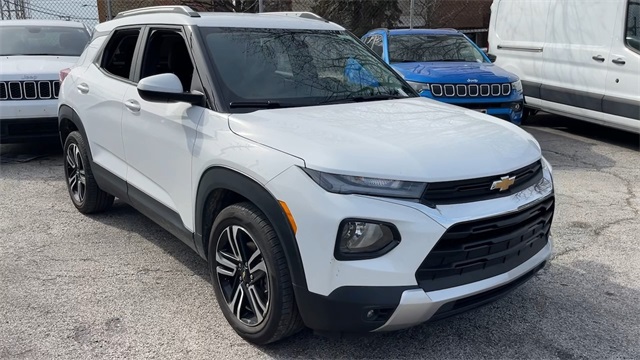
58 105 92 161
195 166 308 291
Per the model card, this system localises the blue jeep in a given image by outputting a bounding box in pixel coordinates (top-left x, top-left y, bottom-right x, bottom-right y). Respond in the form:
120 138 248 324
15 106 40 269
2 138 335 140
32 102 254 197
361 28 524 124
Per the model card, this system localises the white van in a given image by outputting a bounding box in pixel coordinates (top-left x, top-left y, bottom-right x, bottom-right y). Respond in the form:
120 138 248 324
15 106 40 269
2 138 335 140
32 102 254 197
488 0 640 134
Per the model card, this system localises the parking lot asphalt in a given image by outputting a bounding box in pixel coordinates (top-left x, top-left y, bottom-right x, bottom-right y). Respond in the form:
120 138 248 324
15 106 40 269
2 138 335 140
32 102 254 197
1 114 639 359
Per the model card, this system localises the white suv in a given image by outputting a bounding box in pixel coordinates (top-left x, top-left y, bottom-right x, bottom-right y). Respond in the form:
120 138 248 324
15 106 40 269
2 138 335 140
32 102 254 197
0 19 90 143
58 6 556 345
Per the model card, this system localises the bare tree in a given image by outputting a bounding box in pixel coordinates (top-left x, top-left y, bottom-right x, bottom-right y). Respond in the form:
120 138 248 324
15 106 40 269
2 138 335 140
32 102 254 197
312 0 402 37
179 0 292 12
412 0 487 29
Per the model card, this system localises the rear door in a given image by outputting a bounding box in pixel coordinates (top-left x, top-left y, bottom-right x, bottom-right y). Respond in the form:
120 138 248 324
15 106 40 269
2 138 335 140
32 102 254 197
604 0 640 132
540 0 618 123
75 26 142 184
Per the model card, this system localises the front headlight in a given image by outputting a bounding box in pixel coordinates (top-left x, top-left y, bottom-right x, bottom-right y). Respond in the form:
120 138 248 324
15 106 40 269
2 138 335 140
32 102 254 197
541 155 553 174
511 80 523 93
406 81 430 93
302 168 427 199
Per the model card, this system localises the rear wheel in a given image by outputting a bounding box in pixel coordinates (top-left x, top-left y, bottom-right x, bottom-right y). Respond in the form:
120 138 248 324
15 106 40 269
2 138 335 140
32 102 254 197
63 131 114 213
208 202 304 344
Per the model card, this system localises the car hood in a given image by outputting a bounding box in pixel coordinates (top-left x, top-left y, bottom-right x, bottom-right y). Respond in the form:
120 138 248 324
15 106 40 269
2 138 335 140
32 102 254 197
0 56 79 80
228 97 541 182
392 62 518 84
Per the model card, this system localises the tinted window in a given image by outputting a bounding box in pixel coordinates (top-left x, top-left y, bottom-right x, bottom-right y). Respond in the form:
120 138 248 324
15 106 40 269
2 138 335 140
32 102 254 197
100 29 140 80
371 35 384 57
388 34 486 63
0 25 89 56
627 0 640 52
139 29 194 91
202 28 415 112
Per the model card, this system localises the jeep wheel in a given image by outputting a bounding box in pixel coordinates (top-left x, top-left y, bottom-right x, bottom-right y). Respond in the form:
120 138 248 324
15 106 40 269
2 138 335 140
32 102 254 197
63 131 114 213
208 202 303 345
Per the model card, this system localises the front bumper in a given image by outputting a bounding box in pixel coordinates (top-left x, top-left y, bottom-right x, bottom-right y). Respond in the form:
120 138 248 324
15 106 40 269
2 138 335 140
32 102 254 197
1 99 59 143
265 159 554 333
375 238 551 331
0 117 59 143
419 91 525 124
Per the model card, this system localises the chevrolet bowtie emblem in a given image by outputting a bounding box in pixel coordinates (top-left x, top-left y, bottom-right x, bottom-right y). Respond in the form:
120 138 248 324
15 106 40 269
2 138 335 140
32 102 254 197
490 175 516 191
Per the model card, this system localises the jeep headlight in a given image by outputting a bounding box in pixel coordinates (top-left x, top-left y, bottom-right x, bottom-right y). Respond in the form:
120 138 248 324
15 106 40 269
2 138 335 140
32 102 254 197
511 80 523 93
302 168 427 199
406 81 430 94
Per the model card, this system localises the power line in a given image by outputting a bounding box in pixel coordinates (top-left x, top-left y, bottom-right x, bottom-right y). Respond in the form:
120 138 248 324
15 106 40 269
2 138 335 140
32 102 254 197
3 0 97 21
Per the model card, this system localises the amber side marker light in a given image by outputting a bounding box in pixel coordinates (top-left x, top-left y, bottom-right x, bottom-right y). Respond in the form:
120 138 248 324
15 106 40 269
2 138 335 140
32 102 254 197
278 200 297 235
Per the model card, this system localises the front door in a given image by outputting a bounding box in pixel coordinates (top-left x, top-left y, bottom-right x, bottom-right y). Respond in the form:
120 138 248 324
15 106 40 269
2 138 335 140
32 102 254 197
121 26 205 239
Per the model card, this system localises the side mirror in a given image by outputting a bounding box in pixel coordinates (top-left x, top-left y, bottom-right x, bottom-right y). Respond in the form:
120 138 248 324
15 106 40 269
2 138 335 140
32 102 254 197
486 53 497 63
137 73 205 107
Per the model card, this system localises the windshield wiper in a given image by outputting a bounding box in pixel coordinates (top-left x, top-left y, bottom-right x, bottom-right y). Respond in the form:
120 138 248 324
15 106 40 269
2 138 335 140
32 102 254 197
229 101 297 109
318 94 407 105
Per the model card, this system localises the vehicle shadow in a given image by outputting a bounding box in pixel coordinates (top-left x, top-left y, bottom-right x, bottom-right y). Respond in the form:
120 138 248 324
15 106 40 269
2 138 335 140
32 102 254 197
256 260 639 359
89 201 212 283
525 113 639 152
0 141 62 164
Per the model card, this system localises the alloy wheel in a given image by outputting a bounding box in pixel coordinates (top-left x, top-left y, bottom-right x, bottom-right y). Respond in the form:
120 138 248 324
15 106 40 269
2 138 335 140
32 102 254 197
65 143 86 204
215 225 270 326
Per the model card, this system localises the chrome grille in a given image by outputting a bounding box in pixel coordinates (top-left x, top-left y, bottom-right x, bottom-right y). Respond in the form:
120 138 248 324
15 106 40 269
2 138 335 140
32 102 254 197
430 83 512 98
0 80 61 101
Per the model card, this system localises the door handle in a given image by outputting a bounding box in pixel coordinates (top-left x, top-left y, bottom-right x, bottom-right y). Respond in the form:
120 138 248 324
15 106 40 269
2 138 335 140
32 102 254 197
76 83 89 94
124 99 140 112
612 58 626 65
592 55 605 62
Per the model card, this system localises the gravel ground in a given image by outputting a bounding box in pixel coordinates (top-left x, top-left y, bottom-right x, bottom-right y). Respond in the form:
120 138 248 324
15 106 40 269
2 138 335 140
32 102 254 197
1 114 639 359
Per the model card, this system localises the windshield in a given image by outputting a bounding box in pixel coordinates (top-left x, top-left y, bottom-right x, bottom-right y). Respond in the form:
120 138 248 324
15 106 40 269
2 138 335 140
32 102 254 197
0 25 90 56
201 28 416 111
388 34 486 63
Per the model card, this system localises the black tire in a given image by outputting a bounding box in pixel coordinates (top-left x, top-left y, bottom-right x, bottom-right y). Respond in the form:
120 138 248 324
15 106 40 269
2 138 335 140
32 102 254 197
521 107 538 125
208 202 304 345
63 131 114 214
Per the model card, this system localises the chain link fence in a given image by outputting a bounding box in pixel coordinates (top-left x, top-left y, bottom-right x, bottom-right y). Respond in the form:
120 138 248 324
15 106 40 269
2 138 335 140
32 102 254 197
1 0 491 44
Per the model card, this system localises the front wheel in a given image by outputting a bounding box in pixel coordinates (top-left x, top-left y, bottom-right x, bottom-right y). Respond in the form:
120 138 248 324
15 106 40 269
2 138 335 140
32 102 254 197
208 202 303 345
63 131 114 213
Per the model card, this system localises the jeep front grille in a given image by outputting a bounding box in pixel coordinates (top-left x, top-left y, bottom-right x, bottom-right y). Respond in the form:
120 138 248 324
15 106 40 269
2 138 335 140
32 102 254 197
416 196 554 292
0 80 60 101
431 83 512 98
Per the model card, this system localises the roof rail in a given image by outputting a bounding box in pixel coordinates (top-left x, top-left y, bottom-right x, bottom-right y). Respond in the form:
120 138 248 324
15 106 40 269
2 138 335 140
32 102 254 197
114 5 200 19
261 11 328 22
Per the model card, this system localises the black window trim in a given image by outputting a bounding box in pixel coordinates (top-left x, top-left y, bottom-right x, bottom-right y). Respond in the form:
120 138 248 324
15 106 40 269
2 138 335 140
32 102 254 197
93 25 145 85
130 24 189 83
625 0 640 55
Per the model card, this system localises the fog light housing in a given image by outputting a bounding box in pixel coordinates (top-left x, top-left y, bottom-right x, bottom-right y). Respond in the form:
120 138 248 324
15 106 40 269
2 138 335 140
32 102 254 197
335 219 400 260
511 102 523 112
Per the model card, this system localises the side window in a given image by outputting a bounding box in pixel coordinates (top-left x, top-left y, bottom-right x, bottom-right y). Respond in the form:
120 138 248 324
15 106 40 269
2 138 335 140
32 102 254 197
100 28 140 80
626 0 640 52
371 35 384 58
139 29 195 92
362 36 373 49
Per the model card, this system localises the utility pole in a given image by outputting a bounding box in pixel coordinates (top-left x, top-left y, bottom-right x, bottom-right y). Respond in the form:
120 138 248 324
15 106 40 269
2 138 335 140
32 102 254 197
409 0 415 29
106 0 112 20
258 0 264 13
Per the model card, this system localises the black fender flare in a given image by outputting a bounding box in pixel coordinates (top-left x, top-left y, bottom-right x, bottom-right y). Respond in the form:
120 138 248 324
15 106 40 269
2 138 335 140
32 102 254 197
58 105 92 161
194 167 308 292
